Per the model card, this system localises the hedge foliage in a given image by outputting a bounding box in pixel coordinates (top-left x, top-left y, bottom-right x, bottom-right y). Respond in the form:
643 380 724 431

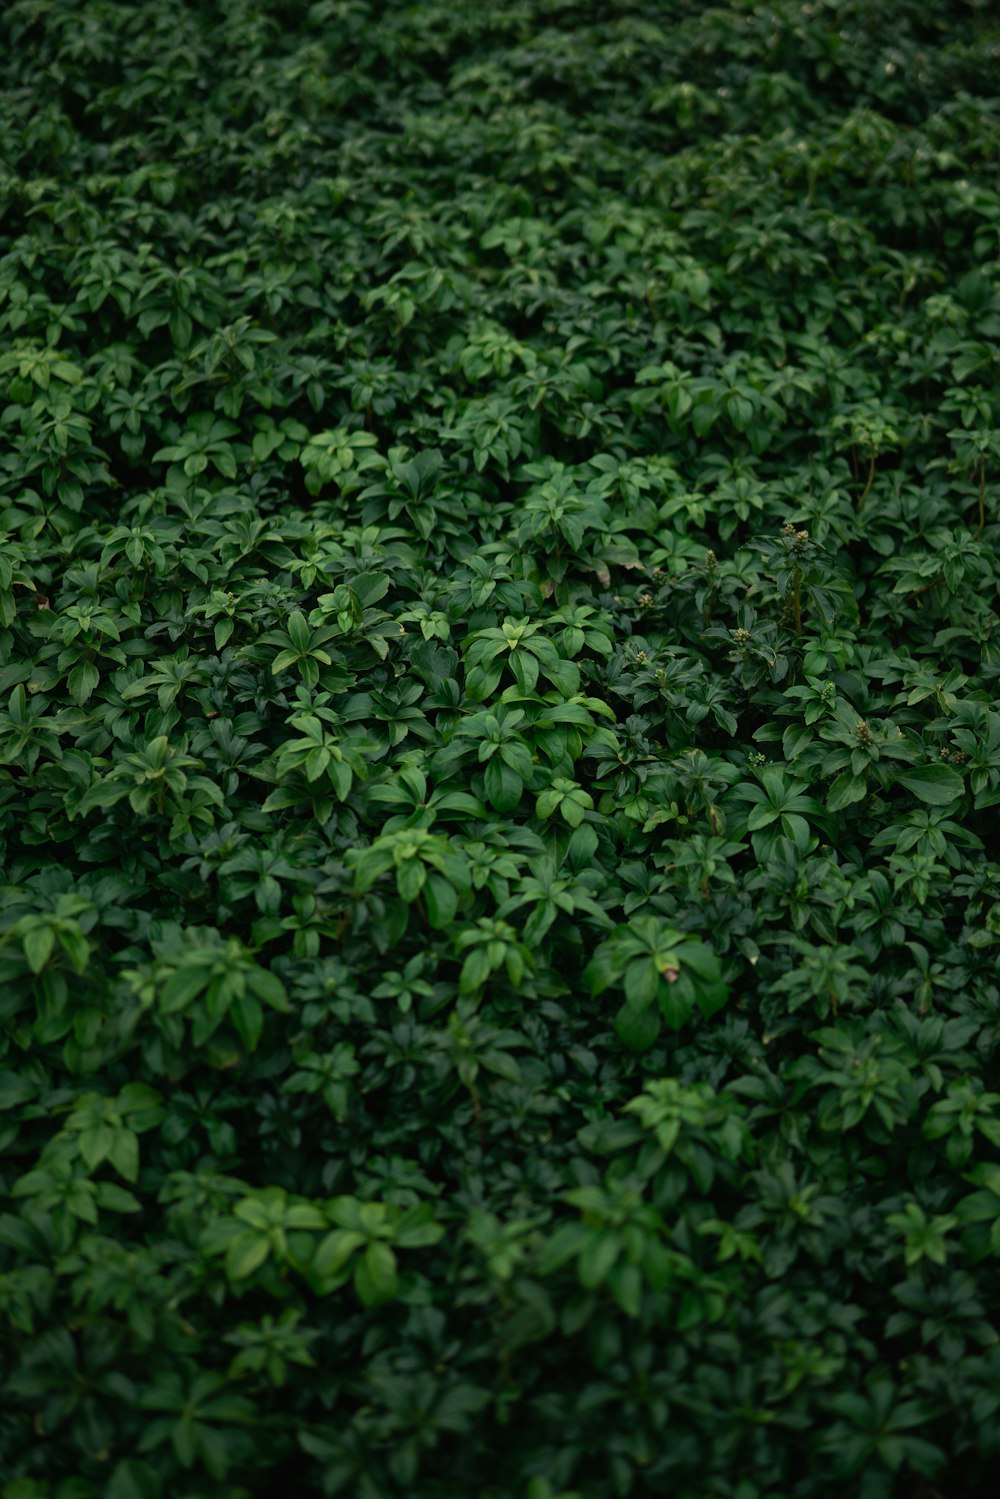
2 1 1000 1495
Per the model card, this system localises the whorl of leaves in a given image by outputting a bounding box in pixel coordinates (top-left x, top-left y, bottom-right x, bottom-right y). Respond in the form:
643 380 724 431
1 2 1000 1496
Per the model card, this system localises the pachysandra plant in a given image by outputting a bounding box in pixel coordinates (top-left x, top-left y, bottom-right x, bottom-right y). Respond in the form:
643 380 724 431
1 1 999 1496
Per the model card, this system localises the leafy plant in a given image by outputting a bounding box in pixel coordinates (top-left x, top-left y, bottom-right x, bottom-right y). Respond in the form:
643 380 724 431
2 1 1000 1495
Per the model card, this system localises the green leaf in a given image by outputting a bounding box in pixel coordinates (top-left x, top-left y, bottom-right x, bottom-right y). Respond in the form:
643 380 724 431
108 1129 140 1182
231 992 264 1050
106 1458 163 1499
484 756 523 811
624 958 659 1010
615 1001 661 1052
246 967 290 1011
896 765 965 805
677 942 721 981
0 1072 35 1108
578 1230 621 1289
355 1242 398 1305
22 926 55 974
423 872 458 929
95 1182 143 1214
396 857 426 902
694 977 729 1020
657 975 695 1030
67 661 100 705
827 771 868 811
313 1230 366 1279
394 1208 446 1248
353 571 391 607
160 966 211 1013
226 1231 271 1280
609 1261 643 1318
746 803 780 830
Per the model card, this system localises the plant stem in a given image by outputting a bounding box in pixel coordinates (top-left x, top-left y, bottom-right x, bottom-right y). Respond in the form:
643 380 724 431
908 572 943 601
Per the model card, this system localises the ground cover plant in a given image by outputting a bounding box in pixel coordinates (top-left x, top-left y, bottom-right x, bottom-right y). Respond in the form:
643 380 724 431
1 0 1000 1494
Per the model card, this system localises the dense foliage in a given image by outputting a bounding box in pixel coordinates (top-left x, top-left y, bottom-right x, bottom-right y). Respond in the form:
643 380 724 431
2 0 1000 1494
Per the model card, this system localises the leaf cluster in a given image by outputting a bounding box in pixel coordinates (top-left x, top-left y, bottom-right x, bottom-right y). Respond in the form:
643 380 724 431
2 2 1000 1496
